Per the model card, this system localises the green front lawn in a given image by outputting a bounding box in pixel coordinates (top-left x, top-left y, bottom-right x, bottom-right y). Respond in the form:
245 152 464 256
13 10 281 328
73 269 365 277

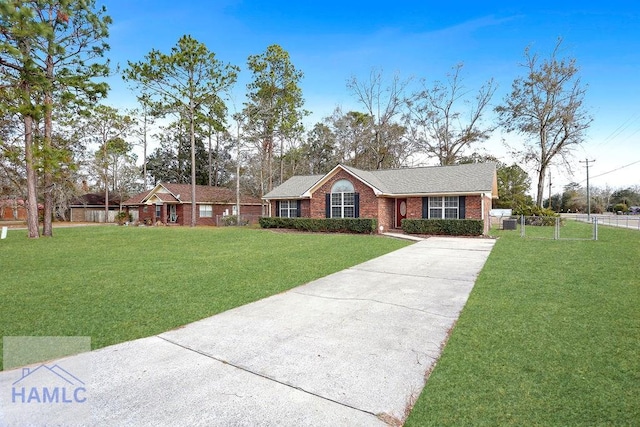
406 222 639 425
0 226 409 369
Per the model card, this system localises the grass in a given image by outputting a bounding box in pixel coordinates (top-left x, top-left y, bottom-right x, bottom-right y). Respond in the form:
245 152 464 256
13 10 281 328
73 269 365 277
405 221 639 426
0 225 409 369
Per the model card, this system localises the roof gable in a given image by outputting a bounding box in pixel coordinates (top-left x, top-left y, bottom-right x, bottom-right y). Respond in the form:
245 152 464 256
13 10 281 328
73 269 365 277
299 164 383 197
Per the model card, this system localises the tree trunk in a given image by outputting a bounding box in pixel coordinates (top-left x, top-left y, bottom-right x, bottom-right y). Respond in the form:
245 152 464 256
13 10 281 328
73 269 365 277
536 167 546 208
208 128 212 187
42 56 54 236
190 101 197 227
214 131 220 186
24 115 39 238
280 136 284 186
267 135 273 192
143 113 148 189
104 144 109 223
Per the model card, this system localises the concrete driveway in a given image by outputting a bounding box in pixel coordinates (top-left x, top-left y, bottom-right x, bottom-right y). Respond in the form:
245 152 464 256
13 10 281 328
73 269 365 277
0 236 495 426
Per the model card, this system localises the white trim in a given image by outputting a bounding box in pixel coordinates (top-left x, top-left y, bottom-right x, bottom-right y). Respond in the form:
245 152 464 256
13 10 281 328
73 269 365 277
302 164 382 197
141 183 180 204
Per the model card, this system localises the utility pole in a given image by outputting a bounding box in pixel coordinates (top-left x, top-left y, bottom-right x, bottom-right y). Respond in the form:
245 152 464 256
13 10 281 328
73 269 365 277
580 159 595 220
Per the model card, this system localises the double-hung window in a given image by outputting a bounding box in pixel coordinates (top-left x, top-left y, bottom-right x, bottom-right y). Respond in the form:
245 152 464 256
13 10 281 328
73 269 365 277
330 180 356 218
428 196 459 219
278 200 299 218
199 204 213 218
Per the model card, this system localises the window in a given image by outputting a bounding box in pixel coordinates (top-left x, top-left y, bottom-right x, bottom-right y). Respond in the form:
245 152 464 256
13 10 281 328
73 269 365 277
429 196 459 219
278 200 299 218
199 204 213 218
330 180 356 218
444 196 458 219
155 204 162 219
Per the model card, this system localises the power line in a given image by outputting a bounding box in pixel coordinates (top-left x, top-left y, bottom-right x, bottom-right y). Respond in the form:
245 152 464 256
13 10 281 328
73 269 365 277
598 113 640 147
586 159 640 181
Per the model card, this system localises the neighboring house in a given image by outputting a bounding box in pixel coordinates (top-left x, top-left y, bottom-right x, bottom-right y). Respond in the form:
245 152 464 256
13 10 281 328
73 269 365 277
263 163 499 234
122 183 264 226
69 193 121 223
0 198 43 221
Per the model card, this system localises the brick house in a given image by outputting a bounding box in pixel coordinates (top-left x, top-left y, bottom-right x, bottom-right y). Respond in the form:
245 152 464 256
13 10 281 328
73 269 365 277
262 163 498 234
0 198 43 221
122 183 264 226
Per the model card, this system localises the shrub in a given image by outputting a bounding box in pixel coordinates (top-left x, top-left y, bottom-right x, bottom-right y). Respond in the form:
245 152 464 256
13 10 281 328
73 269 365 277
115 211 130 225
401 219 484 236
220 215 249 226
613 203 628 214
514 205 558 217
513 205 561 226
259 217 377 234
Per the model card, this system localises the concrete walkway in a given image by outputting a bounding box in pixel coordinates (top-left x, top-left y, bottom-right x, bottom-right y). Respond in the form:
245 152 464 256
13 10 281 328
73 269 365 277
0 236 495 426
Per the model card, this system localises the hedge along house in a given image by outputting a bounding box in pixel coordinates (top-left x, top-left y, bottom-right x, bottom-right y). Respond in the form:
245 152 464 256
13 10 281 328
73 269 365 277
122 183 264 226
262 163 499 234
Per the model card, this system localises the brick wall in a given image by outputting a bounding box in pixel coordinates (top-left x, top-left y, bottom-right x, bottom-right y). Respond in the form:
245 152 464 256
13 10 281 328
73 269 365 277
309 169 378 219
377 198 394 231
465 195 482 219
465 194 492 234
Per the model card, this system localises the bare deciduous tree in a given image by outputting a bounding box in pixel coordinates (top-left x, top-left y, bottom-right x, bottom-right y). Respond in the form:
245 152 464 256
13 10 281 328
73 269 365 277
406 63 496 166
347 69 413 169
496 39 592 207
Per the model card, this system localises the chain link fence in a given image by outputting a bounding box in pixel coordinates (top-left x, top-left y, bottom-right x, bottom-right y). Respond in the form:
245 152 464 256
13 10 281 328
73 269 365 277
494 215 599 240
215 214 261 227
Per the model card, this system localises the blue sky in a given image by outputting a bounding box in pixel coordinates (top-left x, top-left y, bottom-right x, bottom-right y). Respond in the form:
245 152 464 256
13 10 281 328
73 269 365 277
103 1 640 191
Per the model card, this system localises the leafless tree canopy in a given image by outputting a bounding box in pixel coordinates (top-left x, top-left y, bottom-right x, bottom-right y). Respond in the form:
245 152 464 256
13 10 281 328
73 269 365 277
405 63 497 166
496 39 592 207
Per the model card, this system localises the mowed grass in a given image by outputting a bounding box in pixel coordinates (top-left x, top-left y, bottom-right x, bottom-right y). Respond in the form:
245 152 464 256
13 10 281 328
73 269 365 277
406 221 639 426
0 226 409 369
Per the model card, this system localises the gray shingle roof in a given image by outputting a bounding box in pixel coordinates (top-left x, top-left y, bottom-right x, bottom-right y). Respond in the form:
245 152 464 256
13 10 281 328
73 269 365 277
263 163 497 199
263 174 324 199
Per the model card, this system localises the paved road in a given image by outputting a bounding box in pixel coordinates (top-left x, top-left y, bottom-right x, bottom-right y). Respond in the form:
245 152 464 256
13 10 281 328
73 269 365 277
562 213 640 230
0 236 495 426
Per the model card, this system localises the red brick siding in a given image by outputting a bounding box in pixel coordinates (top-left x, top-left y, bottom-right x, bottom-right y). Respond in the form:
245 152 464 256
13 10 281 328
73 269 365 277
377 198 394 231
465 195 482 219
309 169 378 219
240 204 263 216
300 199 311 217
1 206 28 220
406 197 422 219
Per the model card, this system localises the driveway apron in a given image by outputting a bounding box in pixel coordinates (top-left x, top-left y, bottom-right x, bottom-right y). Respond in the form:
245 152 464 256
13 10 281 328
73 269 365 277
0 236 495 426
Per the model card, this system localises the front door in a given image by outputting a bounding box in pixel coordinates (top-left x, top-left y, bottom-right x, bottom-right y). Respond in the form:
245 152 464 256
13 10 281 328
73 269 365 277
169 205 177 223
396 198 407 228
